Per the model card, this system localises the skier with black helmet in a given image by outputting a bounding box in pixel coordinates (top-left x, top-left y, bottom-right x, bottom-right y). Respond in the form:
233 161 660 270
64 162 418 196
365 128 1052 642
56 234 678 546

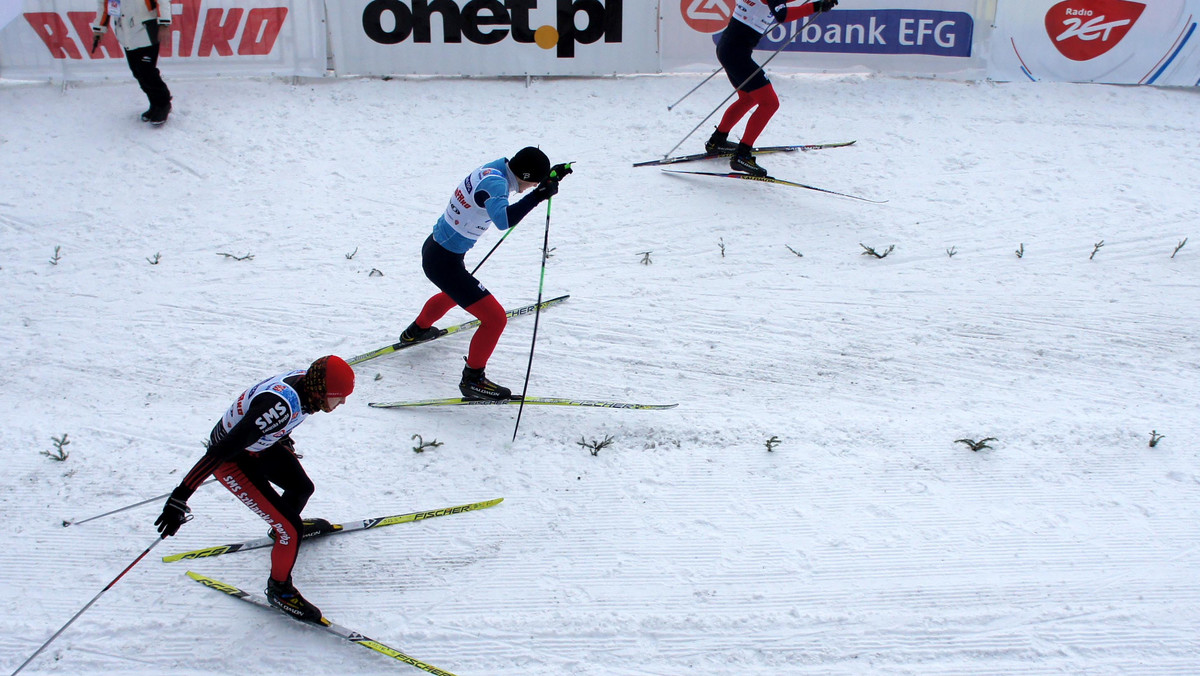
154 355 356 623
398 147 572 400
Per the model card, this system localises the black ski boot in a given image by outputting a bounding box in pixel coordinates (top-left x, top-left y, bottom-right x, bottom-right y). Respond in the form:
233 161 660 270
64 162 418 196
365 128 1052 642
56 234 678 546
400 321 443 345
268 518 335 541
704 128 738 155
143 101 171 126
730 143 768 177
265 576 323 624
459 361 512 401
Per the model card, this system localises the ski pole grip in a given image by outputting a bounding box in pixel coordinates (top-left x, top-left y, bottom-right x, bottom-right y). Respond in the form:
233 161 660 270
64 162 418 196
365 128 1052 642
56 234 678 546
550 162 574 181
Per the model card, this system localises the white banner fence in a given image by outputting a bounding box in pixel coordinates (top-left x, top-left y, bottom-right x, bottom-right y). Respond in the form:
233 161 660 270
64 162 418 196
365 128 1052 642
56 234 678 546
1 0 1196 86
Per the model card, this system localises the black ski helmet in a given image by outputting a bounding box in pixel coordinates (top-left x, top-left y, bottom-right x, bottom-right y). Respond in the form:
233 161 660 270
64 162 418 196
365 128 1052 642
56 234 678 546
508 147 550 183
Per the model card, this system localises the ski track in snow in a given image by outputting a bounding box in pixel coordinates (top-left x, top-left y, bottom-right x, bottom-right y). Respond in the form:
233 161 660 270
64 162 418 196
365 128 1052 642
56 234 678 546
1 74 1199 674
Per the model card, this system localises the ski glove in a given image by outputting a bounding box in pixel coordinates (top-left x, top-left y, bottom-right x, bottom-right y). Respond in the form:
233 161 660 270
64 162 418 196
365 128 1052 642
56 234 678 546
530 180 559 202
549 163 573 181
155 492 191 537
768 0 789 23
812 0 838 13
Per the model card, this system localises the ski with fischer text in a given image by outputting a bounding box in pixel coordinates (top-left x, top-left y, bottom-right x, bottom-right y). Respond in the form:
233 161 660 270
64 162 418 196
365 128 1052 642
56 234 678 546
163 498 503 562
347 295 569 366
187 572 459 676
661 169 887 204
633 141 856 168
369 397 678 410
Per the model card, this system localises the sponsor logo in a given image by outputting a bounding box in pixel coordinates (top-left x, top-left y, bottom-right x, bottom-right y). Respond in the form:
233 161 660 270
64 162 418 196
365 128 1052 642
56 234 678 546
413 504 474 520
733 9 973 59
24 1 290 61
255 401 289 431
272 384 287 393
455 188 472 210
680 0 733 34
1044 0 1144 61
361 0 623 58
222 474 244 493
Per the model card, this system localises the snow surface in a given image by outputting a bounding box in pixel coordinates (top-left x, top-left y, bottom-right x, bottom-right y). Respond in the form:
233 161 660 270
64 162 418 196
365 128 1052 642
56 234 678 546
1 73 1199 675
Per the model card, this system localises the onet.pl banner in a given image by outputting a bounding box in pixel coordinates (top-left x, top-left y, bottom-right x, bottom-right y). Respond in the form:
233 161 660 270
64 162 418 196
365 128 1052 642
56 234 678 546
326 0 658 76
990 0 1200 85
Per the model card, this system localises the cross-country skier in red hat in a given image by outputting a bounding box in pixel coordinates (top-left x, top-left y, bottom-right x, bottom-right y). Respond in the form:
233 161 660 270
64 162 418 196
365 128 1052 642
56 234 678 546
154 355 355 623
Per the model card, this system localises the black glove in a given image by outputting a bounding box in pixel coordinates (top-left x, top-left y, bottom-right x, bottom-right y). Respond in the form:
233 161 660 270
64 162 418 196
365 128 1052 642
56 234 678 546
91 27 103 54
530 180 559 202
811 0 838 13
155 490 191 537
768 0 788 23
549 163 573 181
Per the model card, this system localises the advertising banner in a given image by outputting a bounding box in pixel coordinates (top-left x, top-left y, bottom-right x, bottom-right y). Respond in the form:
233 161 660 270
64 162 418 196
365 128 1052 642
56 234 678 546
326 0 659 76
990 0 1200 85
0 0 326 80
662 0 994 78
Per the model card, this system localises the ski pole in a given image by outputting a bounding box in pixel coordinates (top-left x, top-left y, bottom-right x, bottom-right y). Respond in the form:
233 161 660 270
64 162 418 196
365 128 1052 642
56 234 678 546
667 66 725 111
661 11 819 159
512 163 570 442
63 478 216 527
470 227 514 275
12 537 165 676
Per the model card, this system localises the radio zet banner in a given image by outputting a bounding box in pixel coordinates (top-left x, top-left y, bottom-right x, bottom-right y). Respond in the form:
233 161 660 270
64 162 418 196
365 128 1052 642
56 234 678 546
662 0 991 77
326 0 658 76
0 0 326 80
990 0 1200 85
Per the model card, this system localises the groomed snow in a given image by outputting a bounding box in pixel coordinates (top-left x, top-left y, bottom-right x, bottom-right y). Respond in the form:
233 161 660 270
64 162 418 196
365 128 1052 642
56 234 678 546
1 72 1198 675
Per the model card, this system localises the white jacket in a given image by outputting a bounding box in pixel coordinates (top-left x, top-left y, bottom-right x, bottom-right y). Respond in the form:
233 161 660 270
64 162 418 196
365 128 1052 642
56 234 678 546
93 0 171 51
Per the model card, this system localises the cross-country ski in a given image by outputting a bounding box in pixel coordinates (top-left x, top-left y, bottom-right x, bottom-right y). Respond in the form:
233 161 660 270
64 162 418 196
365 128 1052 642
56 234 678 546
661 169 887 203
632 140 856 167
369 396 678 410
163 498 503 562
347 295 569 366
187 572 459 676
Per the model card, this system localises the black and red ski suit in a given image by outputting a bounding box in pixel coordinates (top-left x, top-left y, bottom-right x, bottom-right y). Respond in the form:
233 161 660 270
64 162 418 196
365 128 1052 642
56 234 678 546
168 371 314 582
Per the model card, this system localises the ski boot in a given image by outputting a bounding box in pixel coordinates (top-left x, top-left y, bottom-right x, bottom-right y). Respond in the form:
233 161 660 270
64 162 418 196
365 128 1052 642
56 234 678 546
142 101 171 126
459 361 512 401
265 576 323 624
705 128 738 156
730 143 768 177
399 321 443 345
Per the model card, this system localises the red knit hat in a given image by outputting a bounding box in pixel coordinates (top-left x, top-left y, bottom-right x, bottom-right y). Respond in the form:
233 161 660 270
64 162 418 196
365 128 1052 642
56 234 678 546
305 355 355 401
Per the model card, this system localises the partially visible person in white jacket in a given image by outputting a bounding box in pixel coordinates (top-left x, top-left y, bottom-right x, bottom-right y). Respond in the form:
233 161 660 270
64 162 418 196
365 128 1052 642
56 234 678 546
91 0 173 125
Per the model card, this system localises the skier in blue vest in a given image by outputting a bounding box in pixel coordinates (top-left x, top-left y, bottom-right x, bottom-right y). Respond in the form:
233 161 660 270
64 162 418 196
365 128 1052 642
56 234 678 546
398 147 572 400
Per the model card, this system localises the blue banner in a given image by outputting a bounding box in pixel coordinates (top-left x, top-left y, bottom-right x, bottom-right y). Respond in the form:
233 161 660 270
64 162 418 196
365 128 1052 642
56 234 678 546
728 9 975 58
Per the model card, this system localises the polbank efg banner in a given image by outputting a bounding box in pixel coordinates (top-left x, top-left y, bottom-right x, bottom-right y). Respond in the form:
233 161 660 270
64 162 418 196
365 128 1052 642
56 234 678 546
661 0 994 78
0 0 326 80
990 0 1200 85
327 0 658 76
